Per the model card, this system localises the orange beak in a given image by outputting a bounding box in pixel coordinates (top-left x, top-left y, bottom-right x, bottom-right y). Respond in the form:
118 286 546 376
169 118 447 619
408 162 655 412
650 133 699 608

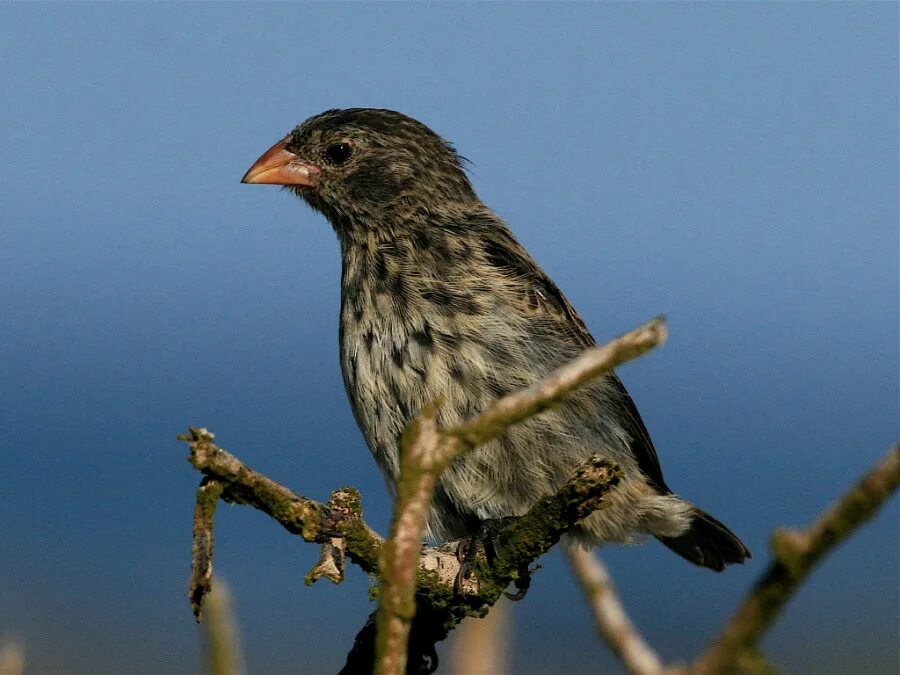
241 137 321 186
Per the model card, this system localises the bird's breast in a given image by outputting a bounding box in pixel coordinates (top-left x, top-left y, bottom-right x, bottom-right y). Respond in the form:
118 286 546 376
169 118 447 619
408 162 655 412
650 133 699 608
338 277 515 484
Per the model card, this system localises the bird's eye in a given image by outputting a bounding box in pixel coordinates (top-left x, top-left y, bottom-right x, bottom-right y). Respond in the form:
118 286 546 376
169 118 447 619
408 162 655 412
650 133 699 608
324 142 352 165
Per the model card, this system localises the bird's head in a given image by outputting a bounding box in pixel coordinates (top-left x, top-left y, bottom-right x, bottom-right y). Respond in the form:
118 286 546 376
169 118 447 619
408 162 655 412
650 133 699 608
242 108 477 231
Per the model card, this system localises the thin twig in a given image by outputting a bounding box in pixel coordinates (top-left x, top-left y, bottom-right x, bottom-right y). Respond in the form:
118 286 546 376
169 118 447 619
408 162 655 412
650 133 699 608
375 406 453 675
177 316 898 675
202 580 246 675
372 317 668 675
689 445 900 675
449 317 667 447
0 639 24 675
449 598 510 675
565 546 664 675
190 478 224 619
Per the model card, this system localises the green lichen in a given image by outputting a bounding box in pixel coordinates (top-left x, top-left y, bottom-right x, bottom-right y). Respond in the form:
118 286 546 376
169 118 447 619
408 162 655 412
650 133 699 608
341 520 381 574
331 486 363 513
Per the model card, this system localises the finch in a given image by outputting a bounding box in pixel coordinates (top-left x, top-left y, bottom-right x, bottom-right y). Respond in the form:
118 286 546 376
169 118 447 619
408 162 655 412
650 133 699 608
242 108 749 571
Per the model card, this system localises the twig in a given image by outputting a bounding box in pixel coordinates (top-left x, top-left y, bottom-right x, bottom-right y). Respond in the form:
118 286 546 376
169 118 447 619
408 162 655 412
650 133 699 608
565 546 664 675
179 317 665 674
449 597 510 675
202 579 246 675
190 478 224 619
179 431 620 643
448 317 667 447
689 445 900 675
372 317 668 675
178 312 898 675
375 405 454 675
0 639 24 675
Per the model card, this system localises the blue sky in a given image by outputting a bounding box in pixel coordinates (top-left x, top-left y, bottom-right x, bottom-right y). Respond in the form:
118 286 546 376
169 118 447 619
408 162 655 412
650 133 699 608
1 4 897 674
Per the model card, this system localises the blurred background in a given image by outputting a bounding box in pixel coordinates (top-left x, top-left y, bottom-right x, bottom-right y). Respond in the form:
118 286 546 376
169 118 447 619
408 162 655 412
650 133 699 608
1 4 896 674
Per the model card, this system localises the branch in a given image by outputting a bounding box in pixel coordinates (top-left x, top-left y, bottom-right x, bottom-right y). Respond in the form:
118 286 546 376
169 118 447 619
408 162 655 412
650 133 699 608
180 426 384 616
179 314 898 675
202 579 246 675
565 546 664 675
342 454 622 674
180 430 621 663
688 445 900 675
0 639 24 675
448 597 510 675
179 317 665 673
190 477 223 619
375 405 452 675
448 316 667 447
372 317 668 675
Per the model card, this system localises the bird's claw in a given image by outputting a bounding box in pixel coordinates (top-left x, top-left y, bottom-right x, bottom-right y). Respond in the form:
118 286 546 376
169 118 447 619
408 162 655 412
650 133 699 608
454 533 485 595
453 519 513 595
503 563 540 601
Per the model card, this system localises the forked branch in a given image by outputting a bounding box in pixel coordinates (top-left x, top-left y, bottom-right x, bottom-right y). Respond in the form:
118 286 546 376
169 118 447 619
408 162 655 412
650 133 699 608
374 317 668 675
181 317 668 674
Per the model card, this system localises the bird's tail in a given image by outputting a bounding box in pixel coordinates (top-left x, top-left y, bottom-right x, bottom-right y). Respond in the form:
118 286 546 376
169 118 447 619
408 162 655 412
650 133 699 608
656 506 751 572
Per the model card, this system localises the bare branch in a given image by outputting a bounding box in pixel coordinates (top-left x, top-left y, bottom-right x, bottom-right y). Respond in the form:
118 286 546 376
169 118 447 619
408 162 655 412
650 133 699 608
179 318 665 672
202 580 246 675
179 429 619 650
375 405 453 675
565 546 664 675
0 639 24 675
449 316 667 447
689 445 900 675
449 598 510 675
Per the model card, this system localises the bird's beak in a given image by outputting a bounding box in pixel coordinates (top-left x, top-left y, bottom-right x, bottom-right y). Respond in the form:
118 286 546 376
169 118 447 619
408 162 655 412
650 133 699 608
241 137 321 187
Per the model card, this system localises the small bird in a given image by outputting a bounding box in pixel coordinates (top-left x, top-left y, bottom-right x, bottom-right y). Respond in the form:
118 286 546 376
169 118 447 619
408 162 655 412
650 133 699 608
242 108 749 571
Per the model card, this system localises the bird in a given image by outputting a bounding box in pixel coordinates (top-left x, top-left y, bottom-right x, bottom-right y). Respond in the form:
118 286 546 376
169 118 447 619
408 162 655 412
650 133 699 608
242 108 750 571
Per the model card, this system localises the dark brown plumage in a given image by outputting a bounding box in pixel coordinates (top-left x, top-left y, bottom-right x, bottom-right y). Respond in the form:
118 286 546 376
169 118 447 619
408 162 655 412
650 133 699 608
242 108 750 571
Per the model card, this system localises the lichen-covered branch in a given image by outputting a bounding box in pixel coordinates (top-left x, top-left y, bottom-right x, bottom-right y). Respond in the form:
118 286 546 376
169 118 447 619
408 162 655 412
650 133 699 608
179 315 896 675
179 318 664 673
371 318 668 675
180 426 384 615
179 430 621 666
688 445 900 675
565 546 664 675
342 454 622 674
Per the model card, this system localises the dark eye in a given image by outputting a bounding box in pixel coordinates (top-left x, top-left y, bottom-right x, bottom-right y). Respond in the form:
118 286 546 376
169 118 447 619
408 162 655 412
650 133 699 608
324 142 352 165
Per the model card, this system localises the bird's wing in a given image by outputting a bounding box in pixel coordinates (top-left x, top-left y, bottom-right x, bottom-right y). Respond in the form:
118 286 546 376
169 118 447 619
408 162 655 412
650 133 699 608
482 228 670 493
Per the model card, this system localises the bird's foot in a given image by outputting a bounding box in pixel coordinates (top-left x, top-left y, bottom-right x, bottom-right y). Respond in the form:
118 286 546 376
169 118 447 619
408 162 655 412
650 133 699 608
453 518 513 596
454 532 484 596
504 563 540 601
